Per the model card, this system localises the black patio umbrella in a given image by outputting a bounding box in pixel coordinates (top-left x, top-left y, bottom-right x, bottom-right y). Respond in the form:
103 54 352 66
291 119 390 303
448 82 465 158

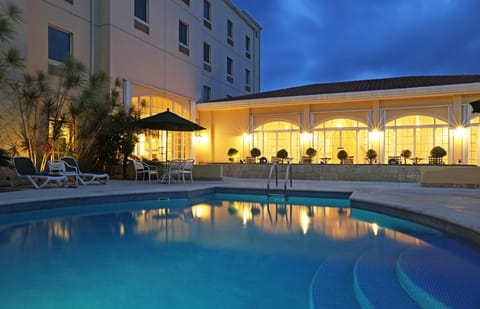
470 99 480 113
134 108 205 161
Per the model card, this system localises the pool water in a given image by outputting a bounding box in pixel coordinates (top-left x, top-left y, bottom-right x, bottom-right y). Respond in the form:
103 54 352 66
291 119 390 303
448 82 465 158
0 194 479 308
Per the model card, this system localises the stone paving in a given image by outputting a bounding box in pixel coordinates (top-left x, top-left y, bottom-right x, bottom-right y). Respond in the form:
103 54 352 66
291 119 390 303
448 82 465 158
1 177 479 245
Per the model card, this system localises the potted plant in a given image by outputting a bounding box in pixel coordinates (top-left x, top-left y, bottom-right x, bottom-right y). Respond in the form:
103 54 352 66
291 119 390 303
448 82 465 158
304 147 317 163
400 149 412 165
227 148 239 162
366 149 377 164
248 147 261 163
337 150 348 164
276 149 289 163
429 146 447 165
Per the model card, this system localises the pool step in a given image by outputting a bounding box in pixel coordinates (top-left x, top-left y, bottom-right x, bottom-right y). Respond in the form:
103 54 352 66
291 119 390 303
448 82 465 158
310 240 372 308
397 244 480 309
353 239 420 308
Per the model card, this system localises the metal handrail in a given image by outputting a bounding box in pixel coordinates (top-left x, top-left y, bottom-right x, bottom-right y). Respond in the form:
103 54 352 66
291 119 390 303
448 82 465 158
266 161 293 199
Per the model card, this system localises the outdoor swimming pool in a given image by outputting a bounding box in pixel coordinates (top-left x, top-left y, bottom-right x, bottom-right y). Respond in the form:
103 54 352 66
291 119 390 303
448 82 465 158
0 193 479 308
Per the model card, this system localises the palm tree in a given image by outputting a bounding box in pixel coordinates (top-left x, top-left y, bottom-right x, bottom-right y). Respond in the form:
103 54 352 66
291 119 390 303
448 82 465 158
0 148 12 168
0 3 24 83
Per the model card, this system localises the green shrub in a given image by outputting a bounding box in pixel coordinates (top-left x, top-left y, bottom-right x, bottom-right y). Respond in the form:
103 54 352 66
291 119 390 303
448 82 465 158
250 147 261 158
276 149 288 159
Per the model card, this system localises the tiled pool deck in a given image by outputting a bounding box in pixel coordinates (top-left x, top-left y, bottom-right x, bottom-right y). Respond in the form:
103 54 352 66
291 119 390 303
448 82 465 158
1 178 480 246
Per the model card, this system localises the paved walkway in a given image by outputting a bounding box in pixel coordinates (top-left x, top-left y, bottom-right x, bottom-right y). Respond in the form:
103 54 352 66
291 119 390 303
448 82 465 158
1 178 479 245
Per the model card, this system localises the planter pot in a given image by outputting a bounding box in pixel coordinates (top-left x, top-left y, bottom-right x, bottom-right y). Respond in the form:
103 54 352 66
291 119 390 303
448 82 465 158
428 157 444 165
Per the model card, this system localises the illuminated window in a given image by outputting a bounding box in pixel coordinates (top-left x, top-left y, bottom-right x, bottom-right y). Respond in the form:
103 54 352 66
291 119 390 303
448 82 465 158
254 121 300 160
313 118 368 163
132 96 191 161
469 116 480 165
385 115 449 163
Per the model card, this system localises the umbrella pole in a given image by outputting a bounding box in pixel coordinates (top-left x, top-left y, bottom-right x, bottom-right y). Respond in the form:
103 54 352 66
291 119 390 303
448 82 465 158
166 130 168 162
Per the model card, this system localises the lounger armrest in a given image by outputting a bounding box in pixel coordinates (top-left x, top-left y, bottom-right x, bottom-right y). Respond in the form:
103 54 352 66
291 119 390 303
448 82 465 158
63 162 79 173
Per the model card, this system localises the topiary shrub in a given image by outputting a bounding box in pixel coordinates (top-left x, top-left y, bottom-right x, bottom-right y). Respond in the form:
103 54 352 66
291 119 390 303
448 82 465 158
337 150 348 164
276 149 288 159
250 147 261 158
227 148 239 162
400 149 412 164
366 149 377 164
306 147 317 158
429 146 447 165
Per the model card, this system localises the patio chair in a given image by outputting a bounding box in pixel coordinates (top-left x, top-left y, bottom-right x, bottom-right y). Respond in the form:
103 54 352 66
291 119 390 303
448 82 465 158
132 159 159 183
166 160 185 184
48 160 79 185
13 156 67 189
180 159 194 183
60 156 109 185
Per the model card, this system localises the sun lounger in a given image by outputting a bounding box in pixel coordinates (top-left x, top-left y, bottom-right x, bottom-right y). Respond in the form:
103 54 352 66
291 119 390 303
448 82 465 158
60 156 109 185
13 156 67 189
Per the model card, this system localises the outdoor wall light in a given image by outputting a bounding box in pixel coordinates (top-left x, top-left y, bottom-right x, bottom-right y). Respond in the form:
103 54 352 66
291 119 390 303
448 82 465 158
243 133 252 143
453 126 465 138
300 132 312 143
368 129 381 140
195 134 208 145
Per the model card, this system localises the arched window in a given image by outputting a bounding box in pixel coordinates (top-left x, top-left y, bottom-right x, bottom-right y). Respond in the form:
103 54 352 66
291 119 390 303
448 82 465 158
313 118 368 164
385 115 448 163
468 116 480 165
253 121 300 161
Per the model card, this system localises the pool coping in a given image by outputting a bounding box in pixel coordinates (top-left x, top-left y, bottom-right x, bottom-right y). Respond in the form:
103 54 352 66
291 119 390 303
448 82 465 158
1 179 479 247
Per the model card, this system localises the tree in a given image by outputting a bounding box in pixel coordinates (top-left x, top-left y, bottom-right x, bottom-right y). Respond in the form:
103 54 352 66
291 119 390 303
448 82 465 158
75 76 138 176
0 2 24 83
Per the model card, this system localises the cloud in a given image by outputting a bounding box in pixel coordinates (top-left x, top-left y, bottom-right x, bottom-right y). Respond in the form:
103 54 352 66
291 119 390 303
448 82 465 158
234 0 480 90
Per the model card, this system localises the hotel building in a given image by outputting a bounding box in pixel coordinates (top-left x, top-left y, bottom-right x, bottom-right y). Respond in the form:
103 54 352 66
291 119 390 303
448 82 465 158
196 75 480 166
2 0 261 161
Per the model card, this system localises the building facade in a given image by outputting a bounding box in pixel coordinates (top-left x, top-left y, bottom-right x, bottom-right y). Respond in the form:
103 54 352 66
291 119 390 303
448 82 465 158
196 76 480 166
2 0 261 161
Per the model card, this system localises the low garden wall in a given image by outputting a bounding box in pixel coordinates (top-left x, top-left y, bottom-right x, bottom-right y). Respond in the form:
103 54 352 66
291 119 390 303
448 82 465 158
219 163 480 184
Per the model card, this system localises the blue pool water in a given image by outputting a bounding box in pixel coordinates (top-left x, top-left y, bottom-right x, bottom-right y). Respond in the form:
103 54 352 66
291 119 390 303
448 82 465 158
0 194 479 308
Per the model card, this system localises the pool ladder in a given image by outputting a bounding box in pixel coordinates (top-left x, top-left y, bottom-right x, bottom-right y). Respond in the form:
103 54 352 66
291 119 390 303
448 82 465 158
266 162 293 200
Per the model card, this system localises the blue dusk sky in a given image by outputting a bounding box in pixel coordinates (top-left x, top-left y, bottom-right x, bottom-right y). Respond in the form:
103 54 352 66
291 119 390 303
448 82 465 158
231 0 480 91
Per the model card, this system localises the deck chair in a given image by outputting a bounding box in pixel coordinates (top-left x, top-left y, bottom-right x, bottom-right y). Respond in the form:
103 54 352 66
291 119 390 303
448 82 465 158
60 156 109 185
132 159 159 183
13 156 67 189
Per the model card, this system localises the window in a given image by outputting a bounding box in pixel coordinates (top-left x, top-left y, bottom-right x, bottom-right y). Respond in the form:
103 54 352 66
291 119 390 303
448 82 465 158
134 0 148 23
203 42 211 63
245 69 251 92
226 57 233 83
182 0 190 6
227 19 233 46
48 26 71 62
245 36 251 59
178 20 189 55
203 42 211 72
202 85 211 102
134 0 149 33
203 1 211 29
